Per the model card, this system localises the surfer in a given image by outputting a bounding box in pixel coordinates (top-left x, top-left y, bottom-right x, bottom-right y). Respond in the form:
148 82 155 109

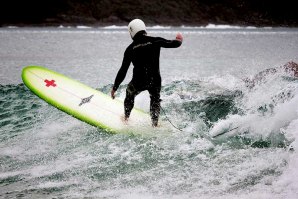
111 19 183 127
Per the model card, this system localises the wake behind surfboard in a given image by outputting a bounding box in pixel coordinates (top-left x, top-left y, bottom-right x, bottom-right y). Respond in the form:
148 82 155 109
22 66 152 134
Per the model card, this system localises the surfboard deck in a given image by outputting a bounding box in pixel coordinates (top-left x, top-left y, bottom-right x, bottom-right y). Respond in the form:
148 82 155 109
22 66 153 134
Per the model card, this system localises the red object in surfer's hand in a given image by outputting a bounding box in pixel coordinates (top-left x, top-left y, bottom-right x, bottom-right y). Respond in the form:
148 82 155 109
176 32 183 42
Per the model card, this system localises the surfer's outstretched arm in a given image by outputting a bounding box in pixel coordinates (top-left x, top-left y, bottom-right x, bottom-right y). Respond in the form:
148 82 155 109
156 33 183 48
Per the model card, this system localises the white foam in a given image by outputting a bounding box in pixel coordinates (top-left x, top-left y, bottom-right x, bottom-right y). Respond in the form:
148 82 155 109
76 25 92 29
149 25 171 29
181 24 258 30
101 24 258 30
206 24 241 29
211 89 298 139
210 70 298 141
273 93 298 197
103 25 127 29
6 26 18 29
58 25 72 29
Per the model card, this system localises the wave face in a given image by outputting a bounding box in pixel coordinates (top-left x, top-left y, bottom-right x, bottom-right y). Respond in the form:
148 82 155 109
1 71 298 198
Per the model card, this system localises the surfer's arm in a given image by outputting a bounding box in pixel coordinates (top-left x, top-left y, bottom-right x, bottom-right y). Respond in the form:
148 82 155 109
156 33 183 48
112 48 131 91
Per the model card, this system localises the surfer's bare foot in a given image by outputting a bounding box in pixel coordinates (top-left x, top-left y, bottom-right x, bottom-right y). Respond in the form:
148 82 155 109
152 120 160 127
121 115 129 125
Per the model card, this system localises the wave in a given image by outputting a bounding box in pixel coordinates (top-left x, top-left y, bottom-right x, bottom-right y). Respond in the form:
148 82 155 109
100 24 263 30
1 70 298 197
2 68 297 148
0 84 76 141
0 84 42 140
208 70 298 148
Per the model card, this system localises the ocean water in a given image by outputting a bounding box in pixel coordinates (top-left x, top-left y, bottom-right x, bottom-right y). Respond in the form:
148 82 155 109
1 26 298 198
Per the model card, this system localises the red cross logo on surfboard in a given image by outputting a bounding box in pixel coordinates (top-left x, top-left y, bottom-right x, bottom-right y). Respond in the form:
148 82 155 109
44 79 57 87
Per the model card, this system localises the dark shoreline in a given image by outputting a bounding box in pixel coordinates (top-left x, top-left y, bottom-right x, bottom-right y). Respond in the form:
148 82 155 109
1 0 297 28
2 24 298 29
1 21 298 29
1 14 298 28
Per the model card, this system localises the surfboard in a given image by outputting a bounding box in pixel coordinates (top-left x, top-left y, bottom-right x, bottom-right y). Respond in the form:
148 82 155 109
21 66 152 134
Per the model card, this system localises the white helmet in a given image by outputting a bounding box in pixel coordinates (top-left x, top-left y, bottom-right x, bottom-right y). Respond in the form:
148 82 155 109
128 19 146 39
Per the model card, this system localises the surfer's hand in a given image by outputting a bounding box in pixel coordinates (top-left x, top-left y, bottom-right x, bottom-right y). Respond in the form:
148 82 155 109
176 32 183 42
111 89 116 99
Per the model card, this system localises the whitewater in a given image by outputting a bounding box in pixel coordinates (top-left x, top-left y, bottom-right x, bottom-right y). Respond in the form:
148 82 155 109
0 26 298 198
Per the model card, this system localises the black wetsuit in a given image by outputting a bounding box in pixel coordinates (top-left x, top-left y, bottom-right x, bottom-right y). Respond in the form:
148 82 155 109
113 32 182 125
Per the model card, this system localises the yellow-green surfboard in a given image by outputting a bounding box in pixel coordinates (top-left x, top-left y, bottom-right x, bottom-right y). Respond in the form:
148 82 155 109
22 66 152 134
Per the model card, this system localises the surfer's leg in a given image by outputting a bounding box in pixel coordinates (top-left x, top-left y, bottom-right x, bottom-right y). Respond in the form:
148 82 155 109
148 87 161 127
124 83 140 119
